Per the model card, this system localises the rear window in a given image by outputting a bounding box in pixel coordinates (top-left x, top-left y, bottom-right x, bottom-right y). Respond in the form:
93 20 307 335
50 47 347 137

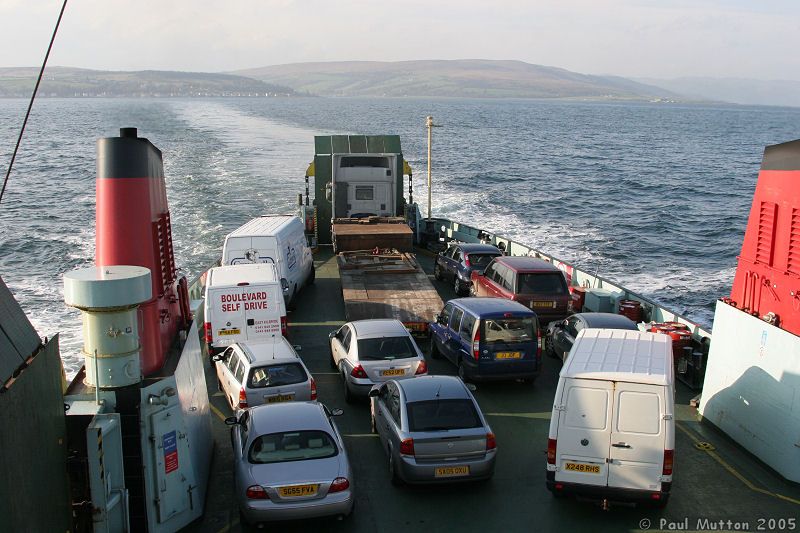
517 273 567 295
248 430 337 464
406 399 483 432
467 253 499 268
357 336 417 360
483 317 535 344
248 363 308 388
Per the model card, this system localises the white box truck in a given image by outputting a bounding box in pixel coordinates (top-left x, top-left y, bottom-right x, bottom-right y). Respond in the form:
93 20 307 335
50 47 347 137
203 263 287 354
546 329 675 507
221 215 314 306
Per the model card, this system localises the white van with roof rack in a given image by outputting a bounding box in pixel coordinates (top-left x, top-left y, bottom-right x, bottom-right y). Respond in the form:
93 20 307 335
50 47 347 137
221 215 314 306
204 263 287 355
546 329 675 507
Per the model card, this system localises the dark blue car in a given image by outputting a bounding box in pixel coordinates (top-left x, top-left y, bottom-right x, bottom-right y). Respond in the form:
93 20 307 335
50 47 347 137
429 297 541 383
434 243 503 296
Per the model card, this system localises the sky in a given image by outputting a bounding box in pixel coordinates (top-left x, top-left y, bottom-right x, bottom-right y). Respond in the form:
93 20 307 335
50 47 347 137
0 0 798 81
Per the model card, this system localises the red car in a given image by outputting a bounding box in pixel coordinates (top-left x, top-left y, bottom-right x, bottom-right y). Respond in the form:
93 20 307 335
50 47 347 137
470 256 571 325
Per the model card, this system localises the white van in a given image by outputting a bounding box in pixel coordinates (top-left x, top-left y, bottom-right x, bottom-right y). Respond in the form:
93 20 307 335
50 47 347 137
204 263 287 354
546 329 675 507
221 215 314 306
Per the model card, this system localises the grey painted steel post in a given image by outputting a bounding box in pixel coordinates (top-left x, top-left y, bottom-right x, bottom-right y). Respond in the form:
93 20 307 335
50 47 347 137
427 115 433 219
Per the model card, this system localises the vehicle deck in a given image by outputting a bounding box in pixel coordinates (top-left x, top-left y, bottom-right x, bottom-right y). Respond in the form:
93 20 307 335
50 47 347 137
188 249 800 533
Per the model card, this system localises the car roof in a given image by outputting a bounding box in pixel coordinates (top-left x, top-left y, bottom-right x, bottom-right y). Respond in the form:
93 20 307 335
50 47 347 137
249 401 329 434
576 312 639 329
454 243 502 254
238 337 299 363
350 319 408 337
450 297 535 316
560 329 673 385
495 256 561 272
396 375 471 402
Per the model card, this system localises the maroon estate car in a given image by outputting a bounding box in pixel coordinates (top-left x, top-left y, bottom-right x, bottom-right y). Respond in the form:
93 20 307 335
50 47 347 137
470 256 571 325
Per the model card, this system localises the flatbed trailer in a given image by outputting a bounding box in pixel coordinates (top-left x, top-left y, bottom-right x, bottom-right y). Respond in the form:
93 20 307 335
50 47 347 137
337 249 443 334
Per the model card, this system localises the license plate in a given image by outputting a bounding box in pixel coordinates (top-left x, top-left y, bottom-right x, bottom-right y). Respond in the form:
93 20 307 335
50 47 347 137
266 393 294 404
435 465 470 478
564 462 601 474
217 328 241 336
495 351 521 359
381 369 405 376
532 301 555 308
278 484 318 497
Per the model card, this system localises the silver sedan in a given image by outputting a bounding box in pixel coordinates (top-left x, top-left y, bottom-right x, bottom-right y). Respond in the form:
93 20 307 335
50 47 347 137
369 375 496 484
329 319 428 403
226 402 354 524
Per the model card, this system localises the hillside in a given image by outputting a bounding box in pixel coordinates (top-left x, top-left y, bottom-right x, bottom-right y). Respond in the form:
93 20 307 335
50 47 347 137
0 67 297 97
636 76 800 108
234 59 683 100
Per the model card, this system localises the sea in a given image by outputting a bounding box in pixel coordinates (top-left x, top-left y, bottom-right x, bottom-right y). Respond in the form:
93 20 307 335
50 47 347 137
1 96 799 378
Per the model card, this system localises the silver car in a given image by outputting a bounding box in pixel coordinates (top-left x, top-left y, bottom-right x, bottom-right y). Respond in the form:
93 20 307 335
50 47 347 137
329 319 428 403
226 402 354 524
369 375 497 484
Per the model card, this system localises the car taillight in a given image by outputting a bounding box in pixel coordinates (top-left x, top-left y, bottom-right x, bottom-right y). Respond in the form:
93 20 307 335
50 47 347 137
399 438 415 456
350 365 368 379
415 360 428 375
547 438 557 465
204 322 213 344
472 329 481 360
486 432 496 451
238 388 248 409
310 377 317 400
281 315 288 337
663 449 674 476
329 477 350 493
537 328 543 360
246 485 268 500
463 254 471 267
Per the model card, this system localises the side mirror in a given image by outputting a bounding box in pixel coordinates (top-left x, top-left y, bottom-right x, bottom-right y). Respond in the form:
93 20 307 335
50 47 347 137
211 353 223 362
293 345 302 351
464 383 477 392
224 416 239 426
368 388 380 398
330 408 344 417
328 330 337 340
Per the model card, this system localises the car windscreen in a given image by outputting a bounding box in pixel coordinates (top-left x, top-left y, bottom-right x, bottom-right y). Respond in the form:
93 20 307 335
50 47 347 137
517 273 566 295
407 399 483 432
249 430 337 464
248 363 308 388
357 336 417 360
483 317 536 344
467 253 500 268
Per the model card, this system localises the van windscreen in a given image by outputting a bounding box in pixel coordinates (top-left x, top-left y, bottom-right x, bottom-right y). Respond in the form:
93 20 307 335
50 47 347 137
484 317 535 344
517 273 566 295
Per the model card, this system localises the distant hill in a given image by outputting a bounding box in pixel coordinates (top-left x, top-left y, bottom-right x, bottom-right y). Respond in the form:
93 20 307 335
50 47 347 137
635 76 800 108
234 60 685 101
0 67 297 97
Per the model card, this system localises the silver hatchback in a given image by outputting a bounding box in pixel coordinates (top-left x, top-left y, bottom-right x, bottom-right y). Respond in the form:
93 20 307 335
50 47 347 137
369 375 496 484
226 402 354 525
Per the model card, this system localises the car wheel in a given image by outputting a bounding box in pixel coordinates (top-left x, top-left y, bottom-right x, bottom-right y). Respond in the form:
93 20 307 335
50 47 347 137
217 378 223 392
545 336 558 358
388 447 403 486
454 276 464 296
430 337 441 359
370 412 377 434
308 264 316 285
469 283 478 297
343 373 355 404
329 347 337 369
434 263 443 281
458 359 471 383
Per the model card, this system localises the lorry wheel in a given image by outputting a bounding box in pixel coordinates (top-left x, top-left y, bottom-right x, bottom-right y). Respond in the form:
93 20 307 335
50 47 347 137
434 263 443 281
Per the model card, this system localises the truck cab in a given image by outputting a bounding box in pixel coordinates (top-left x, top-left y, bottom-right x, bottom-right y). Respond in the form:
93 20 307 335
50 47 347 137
330 154 399 218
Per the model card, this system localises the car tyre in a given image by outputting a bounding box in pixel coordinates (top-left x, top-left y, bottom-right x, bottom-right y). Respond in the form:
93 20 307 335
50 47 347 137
217 378 223 392
430 337 441 359
308 264 316 285
329 347 337 369
469 283 478 297
545 335 558 358
434 263 443 281
388 448 403 486
458 359 471 383
370 413 377 434
454 276 464 296
343 373 355 404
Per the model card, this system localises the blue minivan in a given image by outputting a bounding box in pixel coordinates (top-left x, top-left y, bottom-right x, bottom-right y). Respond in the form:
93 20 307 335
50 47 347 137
429 297 541 383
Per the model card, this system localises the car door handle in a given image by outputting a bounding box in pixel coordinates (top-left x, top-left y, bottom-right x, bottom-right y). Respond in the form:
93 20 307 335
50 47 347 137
612 442 632 449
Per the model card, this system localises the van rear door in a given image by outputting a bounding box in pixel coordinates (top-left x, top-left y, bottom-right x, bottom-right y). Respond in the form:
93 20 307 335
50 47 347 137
554 378 612 487
210 287 246 346
607 383 666 491
243 284 283 341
